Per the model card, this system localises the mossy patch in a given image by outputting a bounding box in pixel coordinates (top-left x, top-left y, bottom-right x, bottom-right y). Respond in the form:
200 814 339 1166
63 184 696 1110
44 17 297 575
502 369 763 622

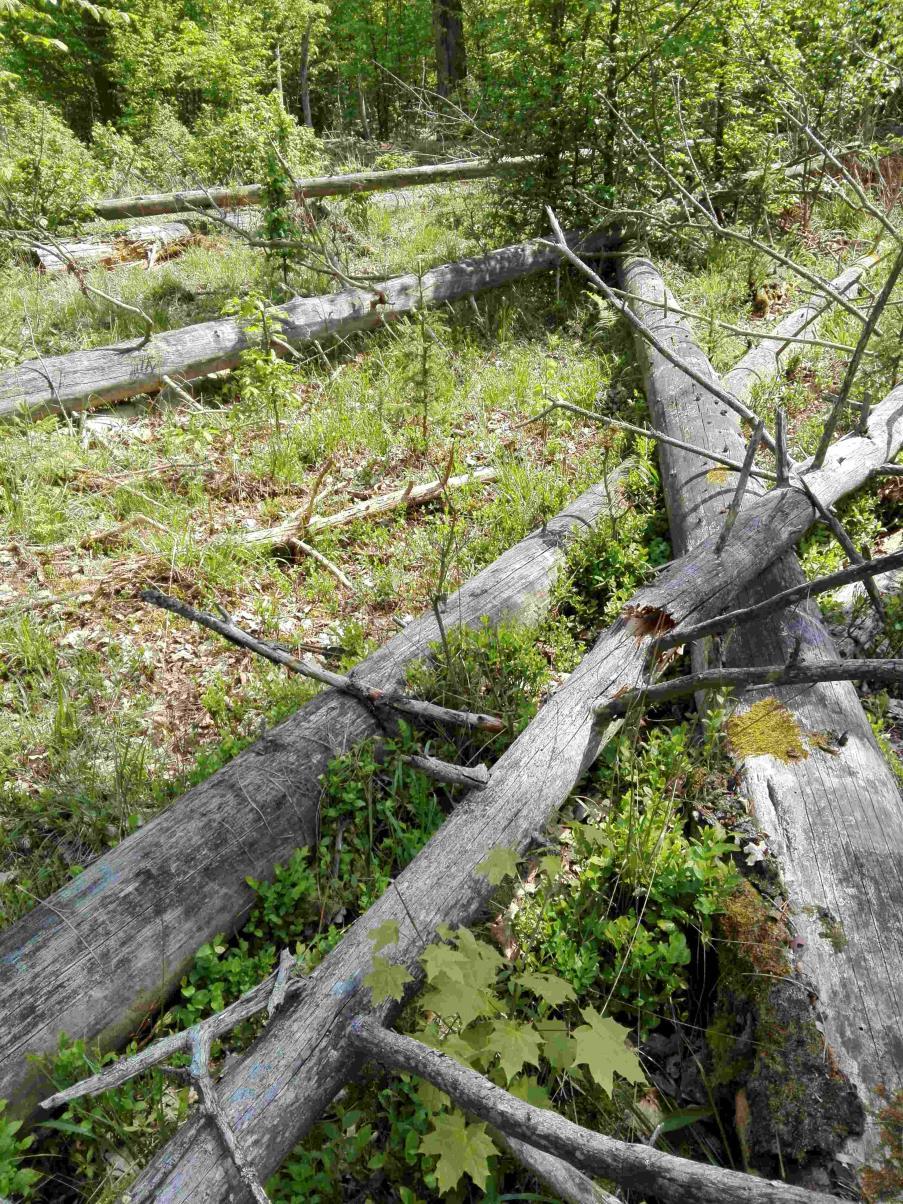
862 1088 903 1203
726 698 808 763
707 467 731 485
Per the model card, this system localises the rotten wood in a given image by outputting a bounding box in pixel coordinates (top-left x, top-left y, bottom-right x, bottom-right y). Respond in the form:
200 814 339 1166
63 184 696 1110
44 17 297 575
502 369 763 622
122 388 903 1201
350 1018 838 1204
621 251 903 1179
0 229 619 424
31 222 193 274
0 462 633 1122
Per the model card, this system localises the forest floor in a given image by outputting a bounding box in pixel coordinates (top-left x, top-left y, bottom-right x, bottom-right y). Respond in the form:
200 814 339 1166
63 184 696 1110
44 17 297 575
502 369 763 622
1 176 902 1201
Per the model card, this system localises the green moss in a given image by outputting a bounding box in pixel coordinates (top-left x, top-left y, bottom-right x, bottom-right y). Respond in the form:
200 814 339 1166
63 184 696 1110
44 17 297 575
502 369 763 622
726 698 808 763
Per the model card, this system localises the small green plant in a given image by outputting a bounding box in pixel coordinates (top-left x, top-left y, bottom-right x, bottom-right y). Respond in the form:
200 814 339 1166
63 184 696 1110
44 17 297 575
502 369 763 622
0 1099 40 1199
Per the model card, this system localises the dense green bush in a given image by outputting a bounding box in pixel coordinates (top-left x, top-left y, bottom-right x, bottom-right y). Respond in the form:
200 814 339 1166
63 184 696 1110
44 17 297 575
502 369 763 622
0 94 102 228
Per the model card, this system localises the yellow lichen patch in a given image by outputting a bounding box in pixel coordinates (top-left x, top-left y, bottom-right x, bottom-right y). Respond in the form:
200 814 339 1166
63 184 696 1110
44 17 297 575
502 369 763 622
707 467 731 485
726 698 809 763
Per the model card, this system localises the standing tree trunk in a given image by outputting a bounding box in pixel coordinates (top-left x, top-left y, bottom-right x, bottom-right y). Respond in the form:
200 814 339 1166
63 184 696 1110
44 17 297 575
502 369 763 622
432 0 467 97
300 21 314 128
357 73 372 140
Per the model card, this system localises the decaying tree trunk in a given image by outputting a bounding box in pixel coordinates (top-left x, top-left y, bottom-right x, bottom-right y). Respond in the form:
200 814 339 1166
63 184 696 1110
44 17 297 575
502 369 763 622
0 463 634 1121
621 254 903 1186
90 157 525 221
31 223 193 274
123 388 903 1202
0 230 617 424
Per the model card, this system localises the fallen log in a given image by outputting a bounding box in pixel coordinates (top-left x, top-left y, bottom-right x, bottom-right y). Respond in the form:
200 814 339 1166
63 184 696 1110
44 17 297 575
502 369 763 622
0 461 633 1121
31 223 193 274
621 253 903 1182
123 389 903 1201
0 229 617 424
90 157 524 221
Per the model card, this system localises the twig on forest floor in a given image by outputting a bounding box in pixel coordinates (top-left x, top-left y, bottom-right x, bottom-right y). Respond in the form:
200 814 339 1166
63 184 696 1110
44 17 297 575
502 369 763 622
652 548 903 652
774 408 790 486
596 659 903 719
290 539 354 590
141 589 505 734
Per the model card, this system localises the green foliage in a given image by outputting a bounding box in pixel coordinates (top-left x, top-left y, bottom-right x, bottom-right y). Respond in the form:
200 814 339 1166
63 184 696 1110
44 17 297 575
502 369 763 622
0 1099 39 1199
510 722 741 1025
0 92 101 229
189 93 323 185
35 1033 187 1197
419 1111 497 1194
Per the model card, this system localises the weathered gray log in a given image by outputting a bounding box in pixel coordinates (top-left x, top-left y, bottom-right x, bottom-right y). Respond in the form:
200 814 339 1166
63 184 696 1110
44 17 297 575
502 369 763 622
497 1132 619 1204
90 157 525 221
124 389 903 1202
0 462 632 1122
350 1018 838 1204
31 223 192 273
0 230 616 423
621 253 903 1181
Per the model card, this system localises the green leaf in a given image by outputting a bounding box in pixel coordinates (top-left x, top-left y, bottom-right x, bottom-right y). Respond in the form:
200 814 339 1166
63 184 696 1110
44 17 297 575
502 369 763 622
658 1106 713 1134
364 955 412 1005
572 1007 646 1097
515 970 576 1008
421 940 470 985
421 972 495 1026
537 1019 575 1070
509 1074 551 1109
537 854 562 880
453 928 504 989
420 1111 497 1193
476 846 519 885
368 919 400 952
489 1018 543 1082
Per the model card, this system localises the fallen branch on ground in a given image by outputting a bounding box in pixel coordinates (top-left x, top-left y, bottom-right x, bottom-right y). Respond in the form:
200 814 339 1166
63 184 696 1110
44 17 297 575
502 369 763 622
238 467 497 550
349 1017 838 1204
141 589 504 734
30 223 193 273
90 157 529 221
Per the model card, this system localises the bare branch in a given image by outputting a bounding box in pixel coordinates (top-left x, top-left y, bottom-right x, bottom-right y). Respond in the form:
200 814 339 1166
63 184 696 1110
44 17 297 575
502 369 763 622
653 548 903 652
140 590 505 734
597 659 903 719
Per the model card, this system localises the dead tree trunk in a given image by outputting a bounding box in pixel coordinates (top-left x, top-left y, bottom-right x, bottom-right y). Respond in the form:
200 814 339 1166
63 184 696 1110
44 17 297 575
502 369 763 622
621 254 903 1183
31 223 193 274
90 157 526 222
123 389 903 1202
0 464 634 1122
299 20 313 128
0 230 617 423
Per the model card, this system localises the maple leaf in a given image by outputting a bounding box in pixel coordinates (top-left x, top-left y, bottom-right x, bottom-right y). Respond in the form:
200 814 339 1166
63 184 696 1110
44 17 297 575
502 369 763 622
537 854 562 880
368 919 400 952
420 1112 497 1193
537 1019 576 1070
489 1018 543 1082
509 1074 551 1109
420 971 495 1026
476 846 519 885
515 970 576 1009
364 955 412 1005
572 1007 646 1097
421 940 470 985
453 928 504 989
